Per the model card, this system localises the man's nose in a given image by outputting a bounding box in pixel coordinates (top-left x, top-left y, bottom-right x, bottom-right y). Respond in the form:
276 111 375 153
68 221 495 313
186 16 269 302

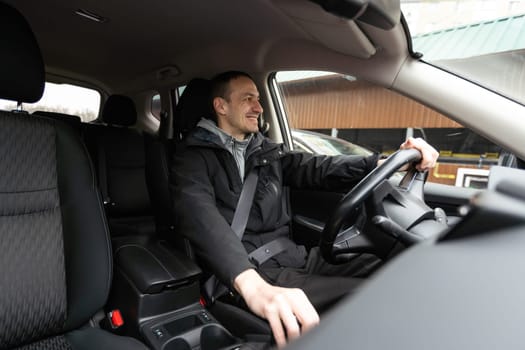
253 100 263 113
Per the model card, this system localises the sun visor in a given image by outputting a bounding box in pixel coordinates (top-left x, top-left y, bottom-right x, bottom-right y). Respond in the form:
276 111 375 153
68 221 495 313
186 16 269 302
275 0 376 59
310 0 401 30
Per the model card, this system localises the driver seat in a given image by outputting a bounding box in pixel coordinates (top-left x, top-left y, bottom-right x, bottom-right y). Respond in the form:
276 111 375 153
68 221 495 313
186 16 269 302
0 3 147 349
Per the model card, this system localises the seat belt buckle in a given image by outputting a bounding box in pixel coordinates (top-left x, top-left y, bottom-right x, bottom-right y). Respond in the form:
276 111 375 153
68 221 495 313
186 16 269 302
107 309 124 329
249 255 262 268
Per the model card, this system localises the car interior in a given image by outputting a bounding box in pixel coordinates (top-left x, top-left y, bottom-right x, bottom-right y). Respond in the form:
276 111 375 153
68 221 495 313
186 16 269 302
2 0 525 349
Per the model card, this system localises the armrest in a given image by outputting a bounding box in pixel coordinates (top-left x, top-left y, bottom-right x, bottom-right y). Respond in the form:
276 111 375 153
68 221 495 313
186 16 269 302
115 240 201 294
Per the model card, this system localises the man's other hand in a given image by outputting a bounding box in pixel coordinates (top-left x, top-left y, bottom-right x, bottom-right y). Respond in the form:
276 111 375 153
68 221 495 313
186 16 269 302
234 268 320 347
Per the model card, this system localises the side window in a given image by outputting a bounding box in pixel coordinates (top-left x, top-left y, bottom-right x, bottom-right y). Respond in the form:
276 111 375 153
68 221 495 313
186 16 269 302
0 82 100 122
151 93 161 120
274 71 506 189
177 85 187 100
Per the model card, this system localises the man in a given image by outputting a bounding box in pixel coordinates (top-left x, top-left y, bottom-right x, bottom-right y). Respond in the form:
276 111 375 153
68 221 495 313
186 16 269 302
171 71 439 346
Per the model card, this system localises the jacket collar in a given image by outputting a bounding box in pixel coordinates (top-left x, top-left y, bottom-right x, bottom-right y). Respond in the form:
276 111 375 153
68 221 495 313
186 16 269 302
186 118 266 153
197 118 253 149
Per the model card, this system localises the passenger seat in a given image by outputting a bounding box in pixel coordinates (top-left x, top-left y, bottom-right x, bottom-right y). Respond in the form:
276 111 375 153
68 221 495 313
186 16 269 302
33 110 83 134
83 95 155 246
0 3 148 348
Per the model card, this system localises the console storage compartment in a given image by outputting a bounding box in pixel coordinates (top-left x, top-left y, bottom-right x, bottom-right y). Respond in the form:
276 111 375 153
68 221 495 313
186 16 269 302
106 239 202 337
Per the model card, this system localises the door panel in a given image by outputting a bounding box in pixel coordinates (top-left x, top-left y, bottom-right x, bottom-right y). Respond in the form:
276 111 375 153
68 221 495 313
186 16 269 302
289 189 343 249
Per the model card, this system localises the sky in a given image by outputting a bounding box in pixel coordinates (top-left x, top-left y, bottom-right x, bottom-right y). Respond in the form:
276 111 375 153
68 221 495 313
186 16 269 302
401 0 525 35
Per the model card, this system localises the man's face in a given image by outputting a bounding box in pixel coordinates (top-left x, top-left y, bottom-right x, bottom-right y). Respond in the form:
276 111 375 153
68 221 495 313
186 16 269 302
215 76 263 140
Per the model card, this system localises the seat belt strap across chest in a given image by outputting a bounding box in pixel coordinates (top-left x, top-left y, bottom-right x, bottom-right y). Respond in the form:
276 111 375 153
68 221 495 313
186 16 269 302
232 169 289 265
230 170 259 238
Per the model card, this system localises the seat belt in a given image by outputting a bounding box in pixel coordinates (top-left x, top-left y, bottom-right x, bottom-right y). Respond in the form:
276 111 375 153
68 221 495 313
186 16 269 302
231 170 289 265
203 168 289 303
230 170 259 238
247 236 290 267
97 135 111 206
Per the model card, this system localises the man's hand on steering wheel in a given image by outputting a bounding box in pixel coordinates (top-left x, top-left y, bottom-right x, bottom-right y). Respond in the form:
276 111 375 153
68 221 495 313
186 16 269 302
399 137 439 171
377 137 438 171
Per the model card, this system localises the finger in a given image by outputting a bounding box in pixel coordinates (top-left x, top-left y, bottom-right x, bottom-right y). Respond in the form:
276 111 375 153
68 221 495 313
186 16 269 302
265 303 287 348
286 289 320 333
295 307 319 332
399 136 416 149
418 146 438 171
419 154 433 170
399 138 422 169
274 295 301 341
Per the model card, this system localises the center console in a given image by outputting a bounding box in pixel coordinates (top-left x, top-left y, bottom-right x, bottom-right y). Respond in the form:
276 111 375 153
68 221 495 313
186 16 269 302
105 239 249 350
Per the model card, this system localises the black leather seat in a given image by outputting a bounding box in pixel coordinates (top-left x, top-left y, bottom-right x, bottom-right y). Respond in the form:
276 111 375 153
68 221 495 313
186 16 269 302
0 3 147 349
83 95 155 246
172 78 214 141
145 78 213 255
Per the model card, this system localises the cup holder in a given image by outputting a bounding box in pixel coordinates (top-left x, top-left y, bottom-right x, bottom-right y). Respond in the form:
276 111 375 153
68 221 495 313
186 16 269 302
161 324 238 350
163 338 191 350
142 306 244 350
200 324 238 350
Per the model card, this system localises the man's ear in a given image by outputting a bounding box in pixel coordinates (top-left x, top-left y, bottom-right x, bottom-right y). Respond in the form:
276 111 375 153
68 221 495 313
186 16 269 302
213 97 227 116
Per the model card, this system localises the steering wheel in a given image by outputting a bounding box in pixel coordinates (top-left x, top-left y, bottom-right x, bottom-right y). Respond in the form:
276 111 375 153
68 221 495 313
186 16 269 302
319 149 423 264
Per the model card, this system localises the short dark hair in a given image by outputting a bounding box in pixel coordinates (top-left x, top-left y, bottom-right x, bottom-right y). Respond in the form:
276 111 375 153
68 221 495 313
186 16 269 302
210 71 254 102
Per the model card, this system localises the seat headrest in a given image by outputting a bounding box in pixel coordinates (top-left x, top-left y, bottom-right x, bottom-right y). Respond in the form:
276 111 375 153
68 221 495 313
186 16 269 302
33 111 82 132
173 78 213 140
102 95 137 127
33 111 82 124
0 3 45 103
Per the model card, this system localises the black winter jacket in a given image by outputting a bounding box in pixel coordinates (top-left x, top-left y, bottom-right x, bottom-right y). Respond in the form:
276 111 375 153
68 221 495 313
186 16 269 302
171 127 379 288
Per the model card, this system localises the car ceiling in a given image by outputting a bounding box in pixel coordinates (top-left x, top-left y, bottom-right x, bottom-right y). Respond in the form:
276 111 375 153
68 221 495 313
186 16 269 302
5 0 407 93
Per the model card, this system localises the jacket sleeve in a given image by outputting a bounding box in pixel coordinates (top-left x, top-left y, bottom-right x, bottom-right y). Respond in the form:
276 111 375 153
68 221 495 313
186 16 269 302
281 149 380 190
170 147 254 288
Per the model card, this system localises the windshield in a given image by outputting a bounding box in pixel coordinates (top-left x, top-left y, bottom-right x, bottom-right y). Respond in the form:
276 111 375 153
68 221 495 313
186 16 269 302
401 0 525 105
